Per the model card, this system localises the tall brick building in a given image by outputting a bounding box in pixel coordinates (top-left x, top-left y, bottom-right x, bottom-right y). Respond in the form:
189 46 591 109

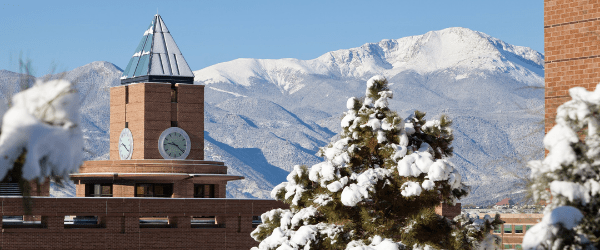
545 0 600 132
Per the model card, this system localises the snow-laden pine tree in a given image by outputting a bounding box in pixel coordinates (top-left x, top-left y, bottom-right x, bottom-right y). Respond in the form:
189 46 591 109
0 79 83 191
251 76 502 250
523 85 600 249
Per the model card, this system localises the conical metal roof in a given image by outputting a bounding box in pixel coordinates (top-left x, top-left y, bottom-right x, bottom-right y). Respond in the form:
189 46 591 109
120 14 194 85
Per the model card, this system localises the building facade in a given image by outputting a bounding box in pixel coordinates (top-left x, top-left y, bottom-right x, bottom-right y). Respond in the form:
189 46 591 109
545 0 600 132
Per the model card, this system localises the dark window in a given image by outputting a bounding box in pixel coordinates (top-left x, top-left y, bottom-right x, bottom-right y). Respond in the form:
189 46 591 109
515 225 523 233
125 122 129 128
2 215 45 228
171 121 178 127
252 216 262 228
504 224 512 234
135 183 173 197
125 86 129 104
85 184 112 197
139 217 172 228
191 216 223 228
171 86 178 103
64 216 102 229
194 184 215 198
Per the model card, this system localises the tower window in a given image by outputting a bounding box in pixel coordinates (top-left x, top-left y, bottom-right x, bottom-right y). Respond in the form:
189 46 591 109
85 184 112 197
194 184 215 198
135 183 173 198
125 122 128 128
171 85 178 103
125 86 129 104
171 121 178 127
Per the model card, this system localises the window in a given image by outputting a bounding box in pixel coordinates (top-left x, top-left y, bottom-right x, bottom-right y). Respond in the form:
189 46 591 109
194 184 215 198
493 226 501 233
191 216 223 228
252 216 262 228
125 86 129 104
515 225 523 233
2 215 44 228
139 216 171 228
526 225 533 232
504 224 512 234
171 121 178 127
64 215 101 229
135 183 173 197
171 86 177 103
515 245 523 250
503 244 512 249
85 183 112 197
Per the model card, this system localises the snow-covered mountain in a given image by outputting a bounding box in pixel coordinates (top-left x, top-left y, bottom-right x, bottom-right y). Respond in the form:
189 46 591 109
194 27 544 204
1 27 543 205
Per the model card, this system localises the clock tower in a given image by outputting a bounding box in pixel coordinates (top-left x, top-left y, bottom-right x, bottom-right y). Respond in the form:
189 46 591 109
71 15 241 199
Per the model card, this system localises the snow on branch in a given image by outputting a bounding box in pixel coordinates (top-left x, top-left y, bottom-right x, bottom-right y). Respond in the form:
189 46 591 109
0 79 83 182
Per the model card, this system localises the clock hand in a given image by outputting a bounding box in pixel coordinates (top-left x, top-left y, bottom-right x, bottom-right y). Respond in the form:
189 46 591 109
121 143 130 152
168 142 184 153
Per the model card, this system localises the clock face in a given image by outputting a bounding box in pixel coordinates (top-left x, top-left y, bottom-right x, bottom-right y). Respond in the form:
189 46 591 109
119 128 133 160
158 127 191 159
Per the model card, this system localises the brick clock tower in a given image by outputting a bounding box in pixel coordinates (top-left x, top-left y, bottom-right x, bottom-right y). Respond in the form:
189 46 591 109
71 14 242 199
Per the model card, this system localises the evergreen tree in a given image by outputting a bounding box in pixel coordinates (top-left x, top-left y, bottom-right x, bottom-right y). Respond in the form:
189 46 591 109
523 85 600 249
251 76 501 250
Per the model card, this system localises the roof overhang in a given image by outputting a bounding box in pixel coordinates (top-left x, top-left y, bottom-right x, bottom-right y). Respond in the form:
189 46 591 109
70 173 244 182
120 75 194 85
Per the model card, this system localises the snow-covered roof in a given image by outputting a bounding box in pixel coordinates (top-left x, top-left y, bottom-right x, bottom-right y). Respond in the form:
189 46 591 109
121 14 194 85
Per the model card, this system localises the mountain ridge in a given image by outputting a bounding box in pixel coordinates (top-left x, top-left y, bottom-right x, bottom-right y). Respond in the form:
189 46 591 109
194 27 543 92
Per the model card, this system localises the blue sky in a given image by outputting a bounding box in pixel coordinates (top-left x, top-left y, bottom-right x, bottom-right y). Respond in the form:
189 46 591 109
2 1 542 77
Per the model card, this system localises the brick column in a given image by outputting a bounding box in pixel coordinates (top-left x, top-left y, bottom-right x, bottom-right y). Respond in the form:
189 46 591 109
104 216 121 232
110 86 126 160
123 216 139 233
177 84 204 160
76 182 85 197
173 179 193 198
168 216 190 230
113 183 135 197
43 216 63 231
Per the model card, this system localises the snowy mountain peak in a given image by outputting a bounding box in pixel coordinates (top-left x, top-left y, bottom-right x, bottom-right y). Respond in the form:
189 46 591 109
194 27 543 93
319 27 543 79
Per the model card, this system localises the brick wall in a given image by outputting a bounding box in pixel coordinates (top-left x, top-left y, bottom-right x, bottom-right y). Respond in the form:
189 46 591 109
0 197 286 249
545 0 600 132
